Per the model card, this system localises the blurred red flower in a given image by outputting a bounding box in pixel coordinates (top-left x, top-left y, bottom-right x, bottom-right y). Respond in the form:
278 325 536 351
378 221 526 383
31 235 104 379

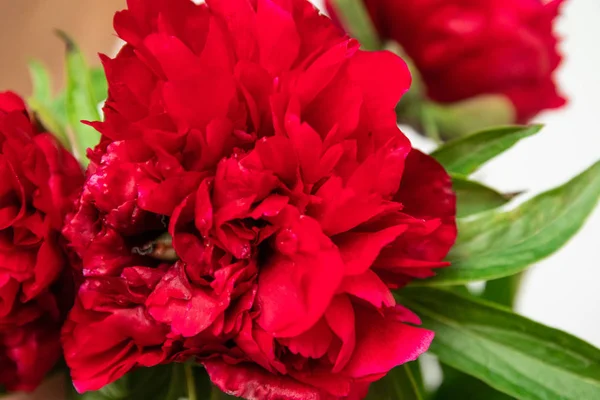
0 92 83 391
61 0 456 398
327 0 567 122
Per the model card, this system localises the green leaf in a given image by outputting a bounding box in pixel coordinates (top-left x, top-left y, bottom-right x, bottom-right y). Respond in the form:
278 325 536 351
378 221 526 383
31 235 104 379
433 365 514 400
28 61 70 148
419 159 600 285
424 95 517 142
482 274 524 309
365 362 424 400
452 175 515 217
431 125 542 176
58 30 102 165
29 61 53 103
90 67 108 105
398 287 600 400
72 364 186 400
329 0 381 50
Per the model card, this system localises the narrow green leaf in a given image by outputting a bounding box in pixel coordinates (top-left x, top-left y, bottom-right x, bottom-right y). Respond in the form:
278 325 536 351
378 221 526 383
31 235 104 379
425 95 517 142
452 175 514 217
365 362 424 400
433 365 514 400
431 125 542 176
90 67 108 104
71 364 186 400
28 61 70 148
482 274 524 309
329 0 381 50
398 287 600 400
29 61 53 103
58 30 102 165
419 159 600 285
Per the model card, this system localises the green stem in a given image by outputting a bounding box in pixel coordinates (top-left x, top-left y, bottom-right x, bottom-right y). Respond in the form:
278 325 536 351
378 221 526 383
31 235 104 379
330 0 381 50
185 364 198 400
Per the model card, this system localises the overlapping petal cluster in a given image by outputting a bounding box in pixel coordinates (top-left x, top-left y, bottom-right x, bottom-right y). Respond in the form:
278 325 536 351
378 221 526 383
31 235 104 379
61 0 456 398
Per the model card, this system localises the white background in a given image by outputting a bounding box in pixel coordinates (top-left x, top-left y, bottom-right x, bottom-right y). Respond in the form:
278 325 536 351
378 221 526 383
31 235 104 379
313 0 600 346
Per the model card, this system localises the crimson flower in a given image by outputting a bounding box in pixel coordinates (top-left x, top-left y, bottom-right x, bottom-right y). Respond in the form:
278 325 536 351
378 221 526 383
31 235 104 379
327 0 567 122
61 0 456 398
0 92 83 391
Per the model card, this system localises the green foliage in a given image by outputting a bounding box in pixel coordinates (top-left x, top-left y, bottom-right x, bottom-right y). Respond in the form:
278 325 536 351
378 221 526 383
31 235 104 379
432 125 542 176
433 365 513 400
58 30 103 166
451 175 516 217
29 36 107 167
28 61 69 148
329 0 381 50
399 288 600 400
418 159 600 285
71 364 187 400
365 362 424 400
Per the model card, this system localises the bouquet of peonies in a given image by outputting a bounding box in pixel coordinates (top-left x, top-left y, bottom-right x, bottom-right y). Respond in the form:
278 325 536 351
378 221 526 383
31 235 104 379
1 0 599 399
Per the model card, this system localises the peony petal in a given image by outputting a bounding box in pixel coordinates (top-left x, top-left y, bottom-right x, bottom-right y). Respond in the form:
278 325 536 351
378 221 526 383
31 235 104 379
256 0 300 74
280 318 334 360
63 301 168 392
205 0 258 61
334 224 408 275
255 136 299 187
342 305 433 378
312 176 402 236
204 360 326 400
163 70 236 131
195 179 214 235
324 294 356 373
347 50 411 114
394 150 457 263
0 91 26 112
338 270 395 309
143 33 200 79
146 264 230 337
295 40 358 106
197 16 235 71
257 213 344 338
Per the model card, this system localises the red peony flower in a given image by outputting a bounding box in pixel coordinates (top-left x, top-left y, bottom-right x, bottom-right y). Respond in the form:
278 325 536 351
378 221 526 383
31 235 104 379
326 0 567 122
61 0 456 398
0 92 83 391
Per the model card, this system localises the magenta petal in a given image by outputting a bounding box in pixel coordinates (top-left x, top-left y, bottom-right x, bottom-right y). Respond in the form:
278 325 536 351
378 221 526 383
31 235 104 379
205 0 257 61
256 0 300 74
204 360 327 400
334 224 407 275
257 214 344 338
146 264 230 337
0 91 26 112
342 305 433 378
324 295 356 373
338 270 395 309
63 302 168 392
396 150 455 221
280 318 333 359
394 150 457 262
163 71 236 131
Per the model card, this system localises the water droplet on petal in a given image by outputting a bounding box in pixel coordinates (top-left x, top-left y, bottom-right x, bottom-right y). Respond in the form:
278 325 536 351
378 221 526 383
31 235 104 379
275 228 298 256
